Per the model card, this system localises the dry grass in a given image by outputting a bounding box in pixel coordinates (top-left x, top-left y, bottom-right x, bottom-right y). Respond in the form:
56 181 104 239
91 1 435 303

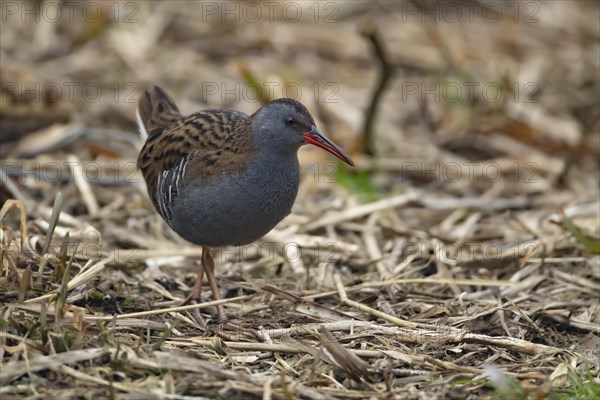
1 1 599 399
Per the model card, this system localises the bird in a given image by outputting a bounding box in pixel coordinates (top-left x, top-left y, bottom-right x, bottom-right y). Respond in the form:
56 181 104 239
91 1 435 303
136 85 354 323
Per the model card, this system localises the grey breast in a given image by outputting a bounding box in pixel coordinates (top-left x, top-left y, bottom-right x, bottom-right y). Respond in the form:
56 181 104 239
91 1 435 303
170 154 300 247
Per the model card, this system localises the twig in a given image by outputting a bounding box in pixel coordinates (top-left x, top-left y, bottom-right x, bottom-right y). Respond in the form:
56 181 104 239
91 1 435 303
360 18 394 155
84 294 254 321
333 275 561 356
67 154 100 216
303 191 420 231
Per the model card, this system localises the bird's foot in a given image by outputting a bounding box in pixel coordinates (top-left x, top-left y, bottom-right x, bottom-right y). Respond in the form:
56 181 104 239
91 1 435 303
178 295 209 328
179 296 258 339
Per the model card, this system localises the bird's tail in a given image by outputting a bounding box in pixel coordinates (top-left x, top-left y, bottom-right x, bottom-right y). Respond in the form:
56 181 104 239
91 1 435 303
136 85 182 140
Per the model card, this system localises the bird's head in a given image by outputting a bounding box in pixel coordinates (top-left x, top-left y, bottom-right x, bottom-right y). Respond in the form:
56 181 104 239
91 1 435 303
251 98 354 166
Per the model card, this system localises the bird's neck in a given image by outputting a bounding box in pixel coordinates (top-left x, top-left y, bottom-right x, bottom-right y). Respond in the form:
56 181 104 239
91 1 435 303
251 148 300 179
257 142 298 160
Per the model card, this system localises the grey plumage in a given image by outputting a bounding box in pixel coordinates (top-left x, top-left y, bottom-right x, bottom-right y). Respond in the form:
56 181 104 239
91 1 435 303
136 85 353 318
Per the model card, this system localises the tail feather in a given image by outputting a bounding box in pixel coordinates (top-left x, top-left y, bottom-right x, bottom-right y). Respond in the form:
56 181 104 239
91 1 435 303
137 85 182 140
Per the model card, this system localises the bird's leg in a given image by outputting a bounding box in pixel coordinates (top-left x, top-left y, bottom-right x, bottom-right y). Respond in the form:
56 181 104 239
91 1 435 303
201 246 227 322
201 247 262 340
181 259 205 306
186 247 263 340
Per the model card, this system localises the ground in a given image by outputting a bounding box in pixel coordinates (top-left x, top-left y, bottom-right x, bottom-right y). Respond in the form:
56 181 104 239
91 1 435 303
1 1 599 399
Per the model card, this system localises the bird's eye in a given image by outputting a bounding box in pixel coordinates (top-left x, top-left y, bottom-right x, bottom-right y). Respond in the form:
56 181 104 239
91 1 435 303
286 117 296 126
